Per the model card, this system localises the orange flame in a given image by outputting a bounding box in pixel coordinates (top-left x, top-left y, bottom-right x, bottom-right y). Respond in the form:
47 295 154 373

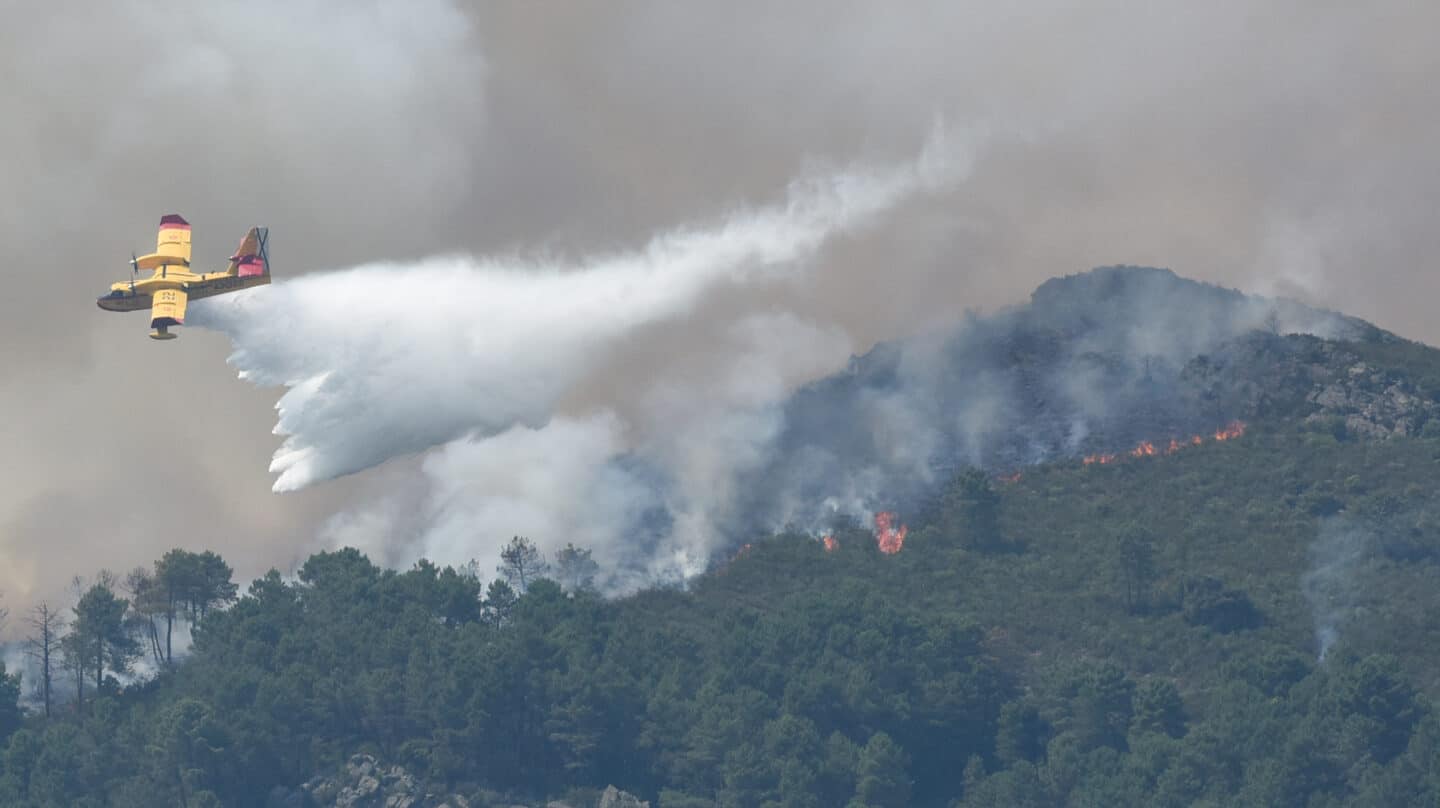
1082 421 1247 468
1214 421 1246 441
874 512 907 555
822 535 839 552
1000 471 1023 484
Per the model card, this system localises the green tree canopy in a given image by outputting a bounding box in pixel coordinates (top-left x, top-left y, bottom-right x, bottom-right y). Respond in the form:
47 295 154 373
498 536 548 592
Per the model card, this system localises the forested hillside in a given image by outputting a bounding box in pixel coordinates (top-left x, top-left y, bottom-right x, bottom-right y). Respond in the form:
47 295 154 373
3 410 1440 806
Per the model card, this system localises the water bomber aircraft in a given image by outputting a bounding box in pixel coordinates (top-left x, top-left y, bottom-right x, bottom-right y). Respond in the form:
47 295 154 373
97 214 270 339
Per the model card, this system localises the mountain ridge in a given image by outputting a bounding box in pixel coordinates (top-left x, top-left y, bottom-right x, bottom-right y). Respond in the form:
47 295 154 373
732 265 1438 538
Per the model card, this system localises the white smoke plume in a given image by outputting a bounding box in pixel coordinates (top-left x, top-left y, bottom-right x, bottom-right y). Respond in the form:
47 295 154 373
191 129 976 586
1302 515 1371 662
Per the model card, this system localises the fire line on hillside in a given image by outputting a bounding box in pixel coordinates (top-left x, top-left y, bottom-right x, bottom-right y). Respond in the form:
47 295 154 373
1082 420 1247 466
784 421 1247 566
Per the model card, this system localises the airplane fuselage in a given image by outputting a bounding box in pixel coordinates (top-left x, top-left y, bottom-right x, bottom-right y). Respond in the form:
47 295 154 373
96 267 270 312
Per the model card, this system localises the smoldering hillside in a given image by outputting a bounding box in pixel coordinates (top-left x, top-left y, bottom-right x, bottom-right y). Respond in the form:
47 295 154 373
729 266 1391 535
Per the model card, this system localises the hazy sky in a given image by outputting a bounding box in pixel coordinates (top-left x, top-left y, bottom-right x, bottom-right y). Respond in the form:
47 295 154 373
2 1 1436 620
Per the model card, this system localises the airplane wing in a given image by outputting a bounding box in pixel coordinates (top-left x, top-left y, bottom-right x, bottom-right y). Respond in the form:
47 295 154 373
226 226 268 277
149 287 187 340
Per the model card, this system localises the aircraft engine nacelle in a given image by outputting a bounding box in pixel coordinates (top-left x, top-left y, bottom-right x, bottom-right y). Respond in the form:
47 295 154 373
135 215 193 271
150 287 188 328
155 215 191 256
149 214 192 265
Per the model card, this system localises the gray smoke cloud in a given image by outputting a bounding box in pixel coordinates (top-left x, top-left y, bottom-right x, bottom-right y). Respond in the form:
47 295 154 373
4 1 1440 620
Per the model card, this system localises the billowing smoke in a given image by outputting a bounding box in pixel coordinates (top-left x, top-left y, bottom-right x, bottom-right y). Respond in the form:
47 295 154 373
6 2 1440 617
192 131 974 586
1302 516 1370 662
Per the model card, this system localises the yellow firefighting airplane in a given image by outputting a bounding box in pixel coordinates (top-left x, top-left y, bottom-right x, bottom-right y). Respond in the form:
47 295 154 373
97 214 270 339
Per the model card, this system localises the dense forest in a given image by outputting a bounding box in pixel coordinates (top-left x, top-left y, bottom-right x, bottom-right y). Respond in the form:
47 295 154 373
3 330 1440 806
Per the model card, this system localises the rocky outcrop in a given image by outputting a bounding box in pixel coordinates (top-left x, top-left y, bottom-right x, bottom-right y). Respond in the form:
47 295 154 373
286 755 447 808
596 786 650 808
1305 359 1439 438
1185 334 1439 433
271 754 648 808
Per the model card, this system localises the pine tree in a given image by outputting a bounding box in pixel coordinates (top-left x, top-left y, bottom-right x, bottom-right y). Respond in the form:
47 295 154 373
498 536 548 593
853 732 912 808
70 576 140 694
554 543 599 593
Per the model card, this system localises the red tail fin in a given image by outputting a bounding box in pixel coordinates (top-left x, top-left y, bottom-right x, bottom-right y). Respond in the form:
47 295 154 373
228 226 267 277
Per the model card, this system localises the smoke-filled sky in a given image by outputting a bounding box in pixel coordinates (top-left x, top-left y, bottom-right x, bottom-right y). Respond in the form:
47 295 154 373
2 1 1437 618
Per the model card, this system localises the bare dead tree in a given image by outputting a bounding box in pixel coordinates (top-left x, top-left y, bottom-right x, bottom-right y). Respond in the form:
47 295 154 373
25 603 65 718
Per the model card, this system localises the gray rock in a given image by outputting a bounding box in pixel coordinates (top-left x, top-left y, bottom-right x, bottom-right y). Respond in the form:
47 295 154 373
391 774 417 794
303 776 338 805
300 753 483 808
346 754 379 783
1306 371 1438 439
597 785 650 808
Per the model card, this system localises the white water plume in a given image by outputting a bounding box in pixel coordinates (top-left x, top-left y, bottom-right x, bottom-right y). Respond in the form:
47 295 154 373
192 129 972 492
186 130 975 582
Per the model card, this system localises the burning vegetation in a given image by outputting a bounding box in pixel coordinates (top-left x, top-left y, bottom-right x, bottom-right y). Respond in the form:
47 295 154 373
874 511 908 555
778 421 1245 565
814 514 907 556
1083 420 1246 466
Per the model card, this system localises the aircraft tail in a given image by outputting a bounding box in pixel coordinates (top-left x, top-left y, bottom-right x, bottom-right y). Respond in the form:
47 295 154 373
228 226 269 277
